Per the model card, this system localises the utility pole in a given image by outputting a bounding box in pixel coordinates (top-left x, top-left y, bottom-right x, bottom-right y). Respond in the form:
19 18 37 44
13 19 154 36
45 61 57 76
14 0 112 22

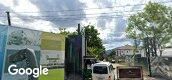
77 24 81 35
6 11 11 26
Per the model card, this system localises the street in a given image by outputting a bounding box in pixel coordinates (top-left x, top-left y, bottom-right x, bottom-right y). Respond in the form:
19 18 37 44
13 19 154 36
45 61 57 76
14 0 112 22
112 63 167 80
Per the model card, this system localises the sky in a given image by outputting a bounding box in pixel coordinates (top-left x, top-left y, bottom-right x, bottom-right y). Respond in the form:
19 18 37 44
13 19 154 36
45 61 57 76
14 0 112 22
0 0 172 50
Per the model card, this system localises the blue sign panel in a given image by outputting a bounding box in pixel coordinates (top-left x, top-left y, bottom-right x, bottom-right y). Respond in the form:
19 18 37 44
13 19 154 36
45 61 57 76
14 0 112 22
0 25 8 80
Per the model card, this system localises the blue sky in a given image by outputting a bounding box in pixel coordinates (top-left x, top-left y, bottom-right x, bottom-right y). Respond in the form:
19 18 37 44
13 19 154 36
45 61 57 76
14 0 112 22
0 0 171 50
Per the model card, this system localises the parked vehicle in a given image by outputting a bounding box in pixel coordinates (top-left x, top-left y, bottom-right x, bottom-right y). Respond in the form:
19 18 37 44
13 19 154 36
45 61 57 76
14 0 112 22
91 62 115 80
116 66 143 80
111 59 116 63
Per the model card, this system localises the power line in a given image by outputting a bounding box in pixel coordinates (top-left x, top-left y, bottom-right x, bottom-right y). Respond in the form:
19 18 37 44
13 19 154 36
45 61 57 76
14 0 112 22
8 11 138 19
11 15 131 22
0 1 170 18
9 10 141 17
0 16 6 17
5 0 172 13
1 11 135 22
0 10 141 21
11 13 133 19
2 14 132 23
1 1 172 23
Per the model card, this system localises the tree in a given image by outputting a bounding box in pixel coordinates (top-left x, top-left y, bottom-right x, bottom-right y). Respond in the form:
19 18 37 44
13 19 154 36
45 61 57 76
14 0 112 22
107 49 116 61
109 49 116 58
59 25 105 60
59 27 77 36
59 28 70 35
126 2 172 56
84 25 105 60
87 47 104 59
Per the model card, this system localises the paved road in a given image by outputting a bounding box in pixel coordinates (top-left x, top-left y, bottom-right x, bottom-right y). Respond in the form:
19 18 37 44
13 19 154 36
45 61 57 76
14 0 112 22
144 76 167 80
112 63 167 80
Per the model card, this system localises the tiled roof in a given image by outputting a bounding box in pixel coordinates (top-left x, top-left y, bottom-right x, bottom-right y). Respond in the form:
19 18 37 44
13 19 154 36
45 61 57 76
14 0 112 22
115 45 134 50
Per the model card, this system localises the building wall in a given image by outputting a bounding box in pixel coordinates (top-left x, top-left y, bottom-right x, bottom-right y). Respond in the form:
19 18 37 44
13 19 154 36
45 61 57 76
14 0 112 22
116 49 144 56
141 48 172 57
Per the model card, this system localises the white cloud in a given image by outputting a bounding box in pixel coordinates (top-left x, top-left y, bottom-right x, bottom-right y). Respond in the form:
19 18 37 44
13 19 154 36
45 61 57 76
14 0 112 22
0 0 39 15
104 41 132 50
12 19 58 33
13 0 39 15
0 0 171 50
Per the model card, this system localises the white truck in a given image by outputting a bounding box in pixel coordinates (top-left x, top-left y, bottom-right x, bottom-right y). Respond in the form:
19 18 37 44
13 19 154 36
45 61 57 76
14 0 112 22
116 66 143 80
91 62 115 80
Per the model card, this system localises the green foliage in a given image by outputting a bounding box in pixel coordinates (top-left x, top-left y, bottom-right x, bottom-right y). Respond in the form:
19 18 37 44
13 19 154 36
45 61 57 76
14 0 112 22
59 25 105 60
83 69 92 80
87 47 104 59
126 2 172 49
108 49 116 60
84 25 105 60
59 27 78 36
59 28 70 35
84 25 104 49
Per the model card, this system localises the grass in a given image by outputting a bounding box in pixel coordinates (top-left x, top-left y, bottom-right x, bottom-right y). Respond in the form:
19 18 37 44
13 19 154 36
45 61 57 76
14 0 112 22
39 68 64 80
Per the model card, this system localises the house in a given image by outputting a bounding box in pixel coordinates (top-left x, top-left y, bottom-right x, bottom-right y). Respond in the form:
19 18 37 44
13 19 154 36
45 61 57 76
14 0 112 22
115 45 144 57
160 47 172 57
141 47 172 57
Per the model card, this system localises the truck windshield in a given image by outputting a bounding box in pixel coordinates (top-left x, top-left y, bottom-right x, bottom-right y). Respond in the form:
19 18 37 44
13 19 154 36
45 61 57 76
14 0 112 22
93 66 108 74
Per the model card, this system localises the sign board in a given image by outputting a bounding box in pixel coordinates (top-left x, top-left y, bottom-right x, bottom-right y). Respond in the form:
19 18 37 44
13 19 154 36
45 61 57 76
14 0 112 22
117 66 143 80
0 25 65 80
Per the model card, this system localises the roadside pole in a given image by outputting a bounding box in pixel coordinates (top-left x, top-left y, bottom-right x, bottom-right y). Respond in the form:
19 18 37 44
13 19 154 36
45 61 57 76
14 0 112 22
6 11 11 26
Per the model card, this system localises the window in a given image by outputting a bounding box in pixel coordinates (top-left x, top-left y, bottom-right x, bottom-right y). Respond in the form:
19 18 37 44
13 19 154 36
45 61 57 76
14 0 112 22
109 66 111 73
93 66 108 74
109 65 113 73
136 50 139 53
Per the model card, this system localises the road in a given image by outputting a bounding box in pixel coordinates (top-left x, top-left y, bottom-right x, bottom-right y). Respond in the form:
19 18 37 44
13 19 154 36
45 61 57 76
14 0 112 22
144 76 167 80
112 63 167 80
